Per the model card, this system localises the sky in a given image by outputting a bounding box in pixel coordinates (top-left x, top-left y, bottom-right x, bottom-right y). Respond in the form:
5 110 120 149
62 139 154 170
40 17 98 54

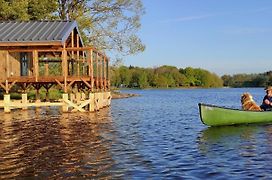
124 0 272 76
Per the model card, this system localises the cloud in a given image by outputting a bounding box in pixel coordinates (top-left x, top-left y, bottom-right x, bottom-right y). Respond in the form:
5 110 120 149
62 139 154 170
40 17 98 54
224 27 272 34
160 14 214 23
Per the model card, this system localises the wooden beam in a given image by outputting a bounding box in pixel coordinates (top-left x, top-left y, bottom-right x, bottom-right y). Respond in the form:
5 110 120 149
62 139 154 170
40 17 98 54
0 41 61 47
77 34 80 76
107 58 110 89
67 80 75 89
96 53 99 89
0 82 6 92
45 60 49 76
8 80 18 91
6 51 9 78
89 49 94 91
100 54 103 90
62 48 68 77
104 57 107 90
55 79 64 90
80 78 92 90
8 49 62 53
33 50 39 82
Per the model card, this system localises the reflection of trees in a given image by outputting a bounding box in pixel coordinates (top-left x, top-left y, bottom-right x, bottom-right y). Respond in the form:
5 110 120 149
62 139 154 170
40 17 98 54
0 107 118 179
197 125 258 156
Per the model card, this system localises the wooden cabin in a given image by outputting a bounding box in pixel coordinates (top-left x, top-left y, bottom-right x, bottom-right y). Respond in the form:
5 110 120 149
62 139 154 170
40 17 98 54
0 21 110 112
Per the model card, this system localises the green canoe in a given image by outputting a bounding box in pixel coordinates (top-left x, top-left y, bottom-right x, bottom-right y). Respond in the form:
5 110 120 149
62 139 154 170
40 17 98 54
199 103 272 126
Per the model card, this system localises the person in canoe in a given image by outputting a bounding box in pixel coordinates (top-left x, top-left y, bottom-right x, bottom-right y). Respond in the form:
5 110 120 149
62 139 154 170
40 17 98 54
260 86 272 111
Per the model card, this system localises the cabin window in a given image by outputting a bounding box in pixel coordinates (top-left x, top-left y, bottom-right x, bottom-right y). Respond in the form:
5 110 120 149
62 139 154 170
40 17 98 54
20 52 28 76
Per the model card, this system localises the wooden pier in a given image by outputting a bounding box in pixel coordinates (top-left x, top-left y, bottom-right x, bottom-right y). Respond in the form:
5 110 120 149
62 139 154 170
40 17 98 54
0 21 111 113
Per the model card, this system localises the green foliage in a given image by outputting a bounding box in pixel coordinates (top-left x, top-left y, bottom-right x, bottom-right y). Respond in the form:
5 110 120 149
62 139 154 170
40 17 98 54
110 65 223 89
221 71 272 87
0 0 145 56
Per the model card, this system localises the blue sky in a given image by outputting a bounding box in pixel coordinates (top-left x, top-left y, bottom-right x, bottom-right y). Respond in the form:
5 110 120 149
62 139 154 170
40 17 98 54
124 0 272 76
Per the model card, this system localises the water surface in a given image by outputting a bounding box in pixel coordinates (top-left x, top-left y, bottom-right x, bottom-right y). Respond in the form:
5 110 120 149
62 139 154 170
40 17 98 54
1 88 272 179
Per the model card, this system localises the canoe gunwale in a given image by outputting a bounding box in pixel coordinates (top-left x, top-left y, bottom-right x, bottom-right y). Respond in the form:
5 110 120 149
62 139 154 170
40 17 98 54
198 103 267 112
198 103 272 126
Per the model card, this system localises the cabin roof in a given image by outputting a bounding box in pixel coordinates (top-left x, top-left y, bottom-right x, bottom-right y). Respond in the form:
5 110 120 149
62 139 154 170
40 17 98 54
0 20 82 46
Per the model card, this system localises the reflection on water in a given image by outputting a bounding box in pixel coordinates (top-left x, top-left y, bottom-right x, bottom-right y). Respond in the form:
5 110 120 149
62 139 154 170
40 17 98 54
198 125 259 156
197 125 272 179
1 88 272 178
0 107 119 179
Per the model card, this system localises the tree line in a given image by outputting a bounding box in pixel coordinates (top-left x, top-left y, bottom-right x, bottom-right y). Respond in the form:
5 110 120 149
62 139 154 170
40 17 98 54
222 71 272 87
110 65 223 88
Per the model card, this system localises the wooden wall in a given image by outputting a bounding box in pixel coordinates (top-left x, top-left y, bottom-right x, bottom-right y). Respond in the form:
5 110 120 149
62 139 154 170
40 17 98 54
9 52 21 77
0 51 32 80
0 51 7 80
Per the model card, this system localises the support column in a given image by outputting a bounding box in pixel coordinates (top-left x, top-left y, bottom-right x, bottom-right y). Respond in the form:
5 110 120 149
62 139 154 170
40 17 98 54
62 93 69 112
22 93 28 110
96 53 99 90
76 92 81 104
4 94 10 113
33 50 39 82
77 34 80 76
6 51 10 78
62 47 68 93
89 93 95 112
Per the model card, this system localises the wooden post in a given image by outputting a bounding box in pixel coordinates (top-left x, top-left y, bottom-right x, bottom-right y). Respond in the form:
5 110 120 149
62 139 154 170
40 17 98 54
45 88 49 102
62 93 69 112
89 93 95 112
6 51 10 78
77 34 80 76
100 55 103 90
81 92 86 101
45 60 49 76
106 58 110 89
70 93 75 103
22 93 28 110
90 50 94 91
62 47 68 93
5 80 8 94
4 94 10 113
96 53 99 90
71 29 74 59
104 57 107 90
33 50 39 82
76 92 81 104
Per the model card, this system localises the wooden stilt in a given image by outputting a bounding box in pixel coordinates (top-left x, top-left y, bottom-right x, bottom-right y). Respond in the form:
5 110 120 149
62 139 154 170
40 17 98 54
70 93 75 103
4 94 10 113
21 93 28 110
89 93 95 112
76 92 81 104
62 93 69 112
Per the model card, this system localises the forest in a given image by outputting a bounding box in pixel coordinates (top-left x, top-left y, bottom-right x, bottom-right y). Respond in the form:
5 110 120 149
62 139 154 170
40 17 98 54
110 65 223 88
222 71 272 87
111 63 272 89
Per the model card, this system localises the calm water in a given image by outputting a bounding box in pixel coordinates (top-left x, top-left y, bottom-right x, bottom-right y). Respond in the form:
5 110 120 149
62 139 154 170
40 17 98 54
1 88 272 179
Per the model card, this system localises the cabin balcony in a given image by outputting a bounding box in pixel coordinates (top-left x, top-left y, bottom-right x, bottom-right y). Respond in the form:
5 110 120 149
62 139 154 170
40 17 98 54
0 47 110 93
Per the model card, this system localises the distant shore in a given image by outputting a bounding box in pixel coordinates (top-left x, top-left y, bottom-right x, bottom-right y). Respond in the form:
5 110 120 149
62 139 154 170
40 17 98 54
111 91 140 99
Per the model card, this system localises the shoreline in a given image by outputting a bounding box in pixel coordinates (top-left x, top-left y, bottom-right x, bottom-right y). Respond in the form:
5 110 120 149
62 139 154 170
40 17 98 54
111 91 140 99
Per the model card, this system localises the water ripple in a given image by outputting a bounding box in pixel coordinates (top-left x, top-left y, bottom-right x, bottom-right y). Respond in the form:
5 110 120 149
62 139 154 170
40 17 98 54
1 88 272 178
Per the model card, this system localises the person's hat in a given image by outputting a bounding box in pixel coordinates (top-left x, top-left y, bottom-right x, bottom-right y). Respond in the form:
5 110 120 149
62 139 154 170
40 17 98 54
265 86 272 91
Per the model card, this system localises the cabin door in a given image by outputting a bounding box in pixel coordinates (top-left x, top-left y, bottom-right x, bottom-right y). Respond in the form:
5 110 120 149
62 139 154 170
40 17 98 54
20 53 28 76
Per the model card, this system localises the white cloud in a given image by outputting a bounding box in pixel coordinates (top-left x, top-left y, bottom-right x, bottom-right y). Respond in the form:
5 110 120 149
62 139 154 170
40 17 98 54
160 14 214 23
223 27 272 34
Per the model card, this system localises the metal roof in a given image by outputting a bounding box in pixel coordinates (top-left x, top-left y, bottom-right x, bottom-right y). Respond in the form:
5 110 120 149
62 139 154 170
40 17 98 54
0 20 80 45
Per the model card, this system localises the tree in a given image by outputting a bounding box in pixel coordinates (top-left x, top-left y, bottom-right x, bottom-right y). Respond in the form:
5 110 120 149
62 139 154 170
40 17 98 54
56 0 145 55
0 0 145 56
0 0 29 20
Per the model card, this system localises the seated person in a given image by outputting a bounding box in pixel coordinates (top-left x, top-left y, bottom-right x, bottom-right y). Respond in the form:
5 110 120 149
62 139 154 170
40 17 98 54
260 86 272 111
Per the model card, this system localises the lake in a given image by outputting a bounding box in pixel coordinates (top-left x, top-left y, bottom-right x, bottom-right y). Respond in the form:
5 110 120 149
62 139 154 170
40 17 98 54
1 88 272 179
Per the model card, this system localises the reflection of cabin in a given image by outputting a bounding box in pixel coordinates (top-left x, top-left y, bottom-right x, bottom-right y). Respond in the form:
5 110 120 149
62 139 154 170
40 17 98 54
0 21 110 112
